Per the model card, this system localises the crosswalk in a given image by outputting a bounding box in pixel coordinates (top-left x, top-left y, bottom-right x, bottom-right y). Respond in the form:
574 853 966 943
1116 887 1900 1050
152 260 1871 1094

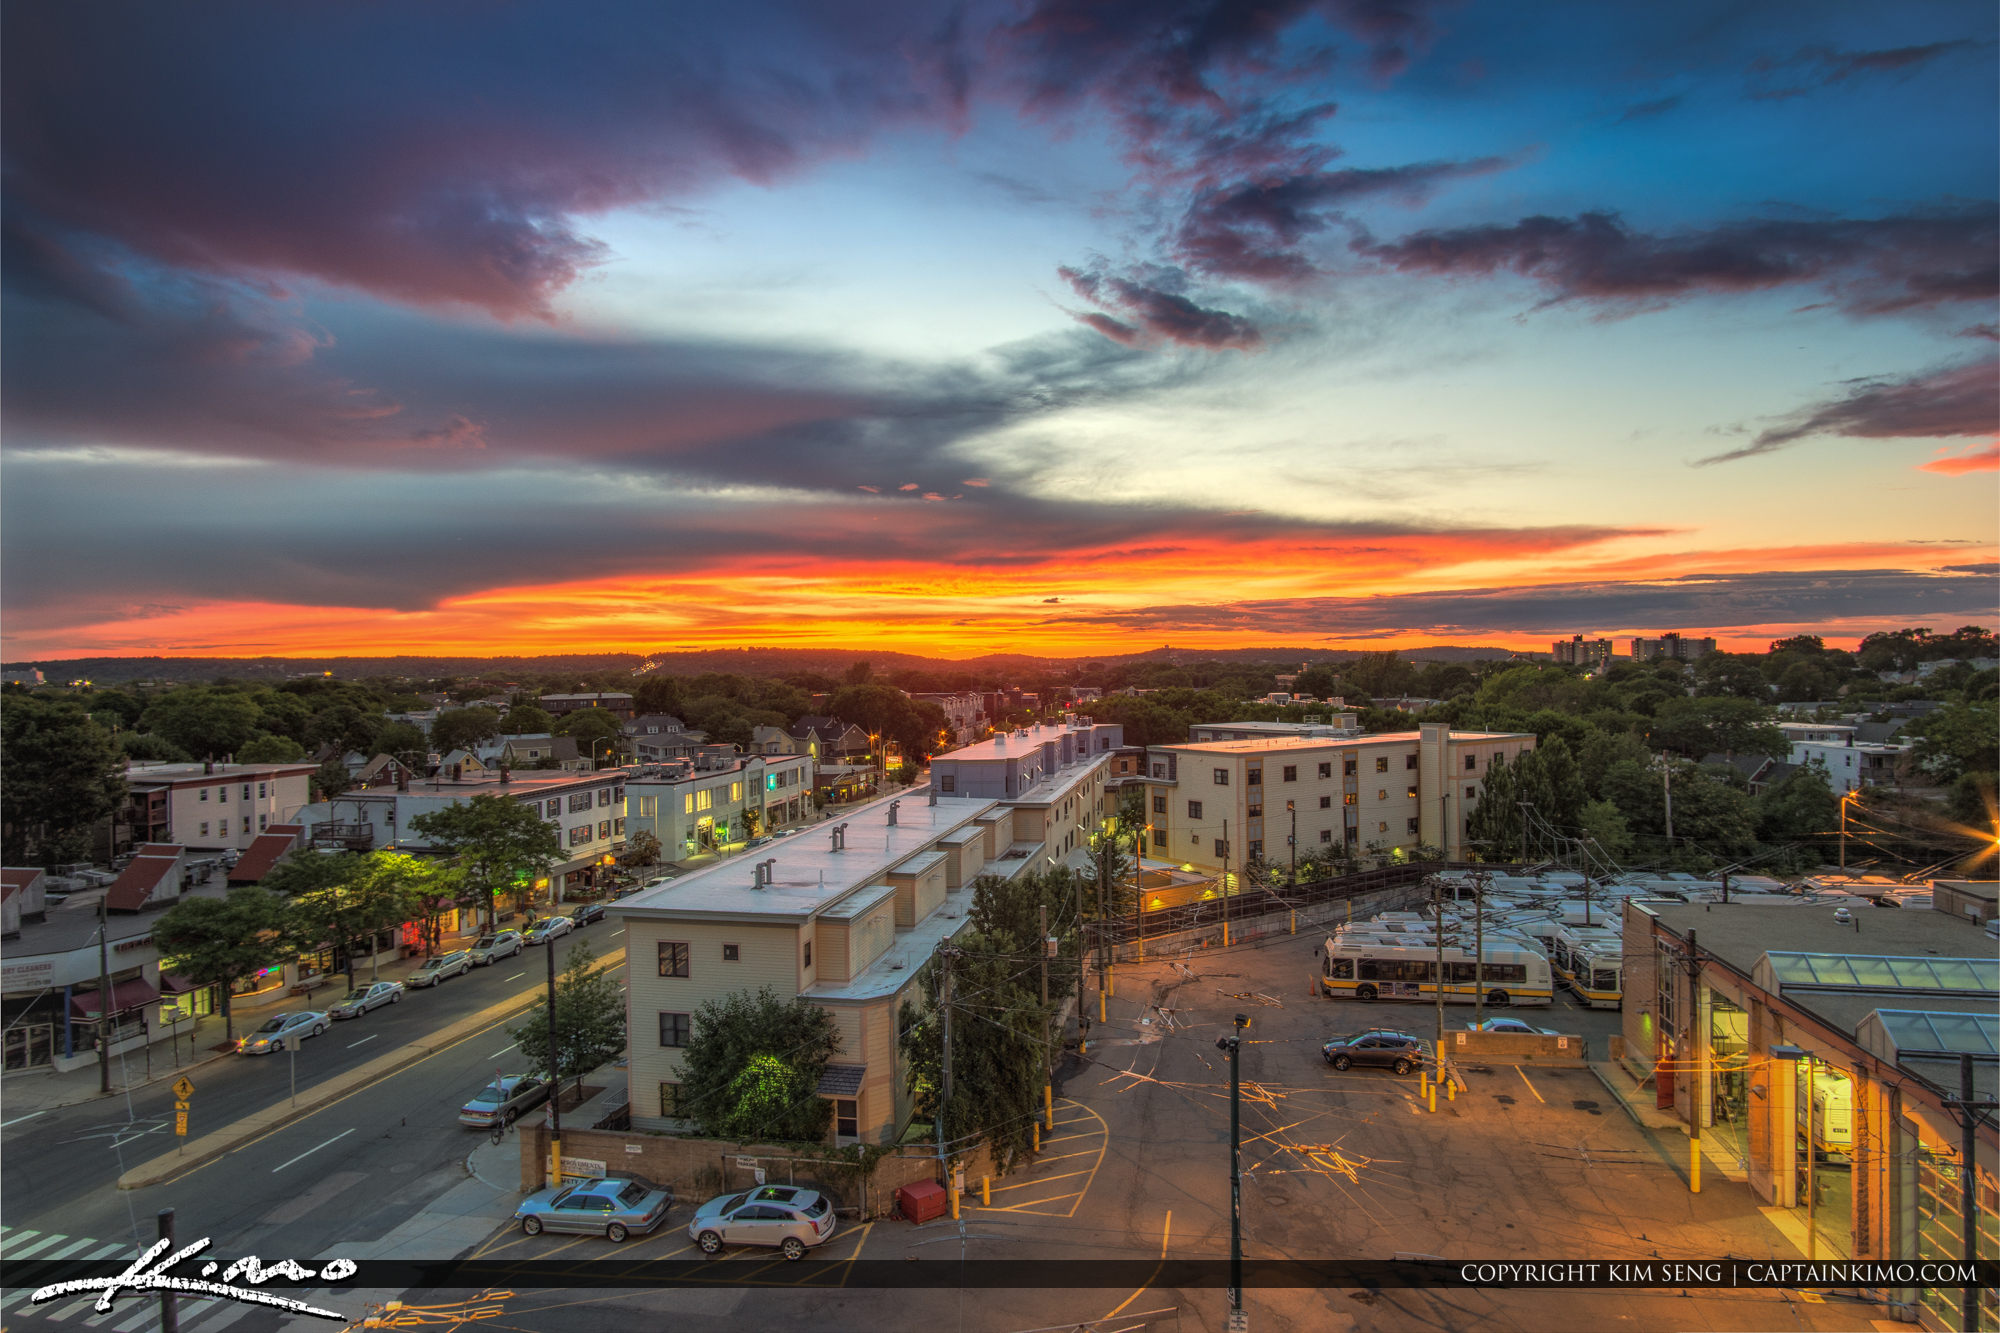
1 1226 265 1332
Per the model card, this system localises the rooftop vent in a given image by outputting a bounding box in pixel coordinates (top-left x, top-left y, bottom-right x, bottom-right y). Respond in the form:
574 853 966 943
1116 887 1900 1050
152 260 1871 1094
887 800 900 827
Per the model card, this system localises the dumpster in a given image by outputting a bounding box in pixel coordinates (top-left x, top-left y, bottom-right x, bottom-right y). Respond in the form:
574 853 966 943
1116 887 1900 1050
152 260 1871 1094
896 1179 948 1223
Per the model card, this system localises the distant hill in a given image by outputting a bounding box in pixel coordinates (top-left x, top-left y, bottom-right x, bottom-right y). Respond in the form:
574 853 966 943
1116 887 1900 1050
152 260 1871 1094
5 642 1530 685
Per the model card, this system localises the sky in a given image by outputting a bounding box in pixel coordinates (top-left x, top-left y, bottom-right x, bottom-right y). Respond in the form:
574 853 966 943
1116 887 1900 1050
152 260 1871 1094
2 1 1995 662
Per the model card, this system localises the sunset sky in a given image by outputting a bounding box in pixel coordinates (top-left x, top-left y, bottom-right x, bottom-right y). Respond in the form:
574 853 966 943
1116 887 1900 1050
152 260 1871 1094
3 1 1995 662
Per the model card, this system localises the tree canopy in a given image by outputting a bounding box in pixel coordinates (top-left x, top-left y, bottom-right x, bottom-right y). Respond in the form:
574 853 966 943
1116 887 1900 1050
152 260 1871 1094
150 886 284 1042
1 695 126 866
508 942 626 1098
676 986 840 1143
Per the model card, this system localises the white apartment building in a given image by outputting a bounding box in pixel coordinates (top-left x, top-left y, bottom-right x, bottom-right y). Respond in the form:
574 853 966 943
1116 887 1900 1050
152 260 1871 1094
1142 722 1536 873
122 761 317 851
623 753 815 859
1791 740 1911 795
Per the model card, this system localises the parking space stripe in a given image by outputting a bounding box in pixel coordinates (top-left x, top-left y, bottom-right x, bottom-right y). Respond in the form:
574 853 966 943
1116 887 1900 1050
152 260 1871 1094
1516 1067 1547 1104
984 1168 1093 1195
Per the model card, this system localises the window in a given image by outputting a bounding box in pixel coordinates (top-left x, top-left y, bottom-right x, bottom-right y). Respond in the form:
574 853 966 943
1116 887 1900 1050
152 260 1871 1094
599 788 613 806
218 818 229 836
1319 828 1332 843
1377 821 1389 833
1152 794 1166 814
1343 793 1356 806
1317 762 1332 778
613 784 624 803
1406 818 1420 834
658 1012 690 1047
835 1098 859 1138
1215 838 1229 857
259 814 268 830
200 788 209 802
803 941 813 968
1282 765 1297 782
599 820 612 839
569 825 594 846
241 784 251 800
1246 768 1261 786
258 782 268 799
727 781 741 802
614 817 625 835
547 798 562 817
683 794 694 814
199 821 209 837
1343 760 1357 776
1187 799 1203 820
1465 786 1476 799
1377 789 1386 801
1151 763 1166 778
1247 803 1262 818
1405 754 1418 770
941 774 955 793
1213 768 1229 785
696 788 714 811
638 795 657 817
1374 757 1388 773
660 1082 686 1117
1319 795 1332 809
1407 786 1419 799
1191 831 1200 844
569 792 594 812
723 944 740 962
1465 753 1477 771
1249 839 1263 858
658 942 690 977
1152 829 1166 846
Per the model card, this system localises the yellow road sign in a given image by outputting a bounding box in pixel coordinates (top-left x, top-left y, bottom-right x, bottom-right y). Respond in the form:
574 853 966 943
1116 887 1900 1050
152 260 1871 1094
172 1076 195 1100
174 1112 188 1136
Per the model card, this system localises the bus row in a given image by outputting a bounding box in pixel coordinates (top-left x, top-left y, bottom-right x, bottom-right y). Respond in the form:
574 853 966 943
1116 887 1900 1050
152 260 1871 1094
1318 919 1624 1010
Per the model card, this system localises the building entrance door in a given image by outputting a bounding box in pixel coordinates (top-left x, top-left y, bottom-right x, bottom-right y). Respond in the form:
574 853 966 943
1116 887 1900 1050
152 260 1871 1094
4 1022 54 1070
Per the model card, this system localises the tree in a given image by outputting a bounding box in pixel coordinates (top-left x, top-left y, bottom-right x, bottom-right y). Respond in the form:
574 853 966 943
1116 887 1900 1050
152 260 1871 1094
632 674 683 718
1 695 127 866
430 706 503 755
502 705 554 735
150 886 284 1043
552 707 623 756
373 720 430 761
507 942 627 1104
277 851 421 981
677 986 840 1142
408 794 561 932
141 687 263 759
312 756 353 800
1907 699 2000 783
1755 760 1840 859
239 734 307 763
620 828 662 868
118 731 191 763
1649 697 1787 760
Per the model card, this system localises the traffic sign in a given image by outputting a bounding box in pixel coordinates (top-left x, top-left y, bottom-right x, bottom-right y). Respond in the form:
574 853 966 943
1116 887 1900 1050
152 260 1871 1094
174 1111 188 1136
172 1076 195 1100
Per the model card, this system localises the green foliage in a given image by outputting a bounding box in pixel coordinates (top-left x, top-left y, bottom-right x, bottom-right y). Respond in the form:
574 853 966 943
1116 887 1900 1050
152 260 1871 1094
304 702 384 755
1 695 127 866
507 942 627 1097
373 720 430 759
552 708 623 751
150 886 284 1042
1907 699 1999 782
118 731 191 762
238 733 307 763
620 828 662 867
1647 696 1788 760
677 986 839 1142
430 706 503 754
1754 760 1840 858
502 705 554 735
312 756 354 800
408 794 562 931
141 687 263 759
275 850 427 976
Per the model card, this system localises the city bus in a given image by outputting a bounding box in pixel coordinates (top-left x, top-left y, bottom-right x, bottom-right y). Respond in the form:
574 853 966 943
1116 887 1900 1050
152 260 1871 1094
1551 924 1623 1007
1320 936 1555 1007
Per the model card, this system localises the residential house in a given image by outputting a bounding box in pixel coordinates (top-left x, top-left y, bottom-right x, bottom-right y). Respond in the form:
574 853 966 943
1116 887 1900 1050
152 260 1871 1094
623 752 815 859
538 692 636 720
791 716 871 762
120 761 317 852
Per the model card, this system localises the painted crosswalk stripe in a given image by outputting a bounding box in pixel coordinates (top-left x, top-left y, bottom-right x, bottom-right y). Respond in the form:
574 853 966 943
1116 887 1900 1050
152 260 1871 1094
0 1226 43 1256
185 1300 255 1333
42 1238 105 1260
3 1231 71 1260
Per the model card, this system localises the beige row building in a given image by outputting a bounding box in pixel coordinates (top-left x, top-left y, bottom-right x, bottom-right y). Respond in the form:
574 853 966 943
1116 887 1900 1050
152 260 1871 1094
1139 721 1536 874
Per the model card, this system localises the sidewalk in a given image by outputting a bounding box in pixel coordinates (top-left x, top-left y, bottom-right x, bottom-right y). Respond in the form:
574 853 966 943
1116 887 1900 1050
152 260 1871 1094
1 930 491 1117
1590 1059 1750 1185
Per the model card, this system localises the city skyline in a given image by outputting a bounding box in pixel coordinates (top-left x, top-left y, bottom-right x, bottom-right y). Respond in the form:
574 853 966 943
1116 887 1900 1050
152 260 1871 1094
3 2 1995 661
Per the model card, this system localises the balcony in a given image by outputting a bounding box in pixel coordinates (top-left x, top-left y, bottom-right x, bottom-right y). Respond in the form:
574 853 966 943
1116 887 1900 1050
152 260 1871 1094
310 821 374 851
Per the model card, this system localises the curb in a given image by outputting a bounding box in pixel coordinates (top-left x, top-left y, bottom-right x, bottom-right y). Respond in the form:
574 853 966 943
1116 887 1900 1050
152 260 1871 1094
116 947 624 1190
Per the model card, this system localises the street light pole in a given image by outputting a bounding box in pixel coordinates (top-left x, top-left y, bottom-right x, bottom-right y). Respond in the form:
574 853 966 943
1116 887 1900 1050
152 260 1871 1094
1287 800 1296 888
545 937 563 1188
1215 1013 1249 1331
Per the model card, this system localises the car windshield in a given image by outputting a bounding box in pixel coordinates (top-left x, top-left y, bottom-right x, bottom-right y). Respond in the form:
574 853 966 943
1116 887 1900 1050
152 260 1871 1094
468 1084 506 1104
339 991 368 1005
474 936 497 948
716 1194 747 1213
419 959 441 970
256 1017 287 1033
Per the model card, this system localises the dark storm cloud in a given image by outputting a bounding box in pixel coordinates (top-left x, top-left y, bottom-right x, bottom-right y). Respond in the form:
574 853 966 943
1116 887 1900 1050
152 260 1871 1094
1748 39 1984 101
1353 207 1998 315
1039 568 2000 637
1698 358 2000 465
1 2 949 319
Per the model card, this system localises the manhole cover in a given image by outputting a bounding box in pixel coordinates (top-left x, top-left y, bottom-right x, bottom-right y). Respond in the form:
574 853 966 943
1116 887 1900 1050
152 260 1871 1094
1493 1094 1516 1106
1571 1099 1602 1115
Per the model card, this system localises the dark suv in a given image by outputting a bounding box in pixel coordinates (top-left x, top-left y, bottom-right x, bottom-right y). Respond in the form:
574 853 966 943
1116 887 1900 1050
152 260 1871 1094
1323 1030 1425 1074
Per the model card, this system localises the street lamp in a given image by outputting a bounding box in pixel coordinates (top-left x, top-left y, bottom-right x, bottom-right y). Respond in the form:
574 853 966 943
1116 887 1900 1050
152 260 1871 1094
1214 1013 1250 1331
1837 790 1858 871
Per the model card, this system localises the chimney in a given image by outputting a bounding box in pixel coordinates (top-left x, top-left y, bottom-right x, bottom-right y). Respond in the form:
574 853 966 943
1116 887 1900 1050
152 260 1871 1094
928 786 938 807
203 759 214 775
498 764 510 784
888 801 900 827
397 767 409 792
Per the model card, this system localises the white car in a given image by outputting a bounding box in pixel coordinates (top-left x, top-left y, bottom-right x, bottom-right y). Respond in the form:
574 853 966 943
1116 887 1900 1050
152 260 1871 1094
524 916 573 945
328 981 404 1019
406 951 473 987
237 1011 328 1054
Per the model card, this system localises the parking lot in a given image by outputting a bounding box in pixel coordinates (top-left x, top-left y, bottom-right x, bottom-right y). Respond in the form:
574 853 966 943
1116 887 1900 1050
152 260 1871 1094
426 931 1875 1332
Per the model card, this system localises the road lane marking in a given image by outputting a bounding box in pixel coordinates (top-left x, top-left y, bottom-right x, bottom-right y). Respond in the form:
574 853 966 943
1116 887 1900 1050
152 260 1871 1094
611 929 624 937
506 972 526 981
984 1168 1092 1195
2 1232 68 1259
1 1110 48 1128
1102 1211 1172 1321
272 1127 354 1173
489 1042 518 1058
347 1035 378 1048
1516 1066 1547 1104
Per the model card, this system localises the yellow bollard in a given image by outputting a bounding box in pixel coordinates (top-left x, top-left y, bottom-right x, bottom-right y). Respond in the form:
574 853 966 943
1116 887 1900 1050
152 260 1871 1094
1447 1078 1456 1103
1100 989 1107 1023
1428 1082 1437 1114
1044 1085 1054 1131
1290 910 1296 935
1032 1121 1041 1152
981 1176 990 1207
1223 922 1231 948
1419 1070 1430 1099
1690 1138 1701 1194
950 1185 960 1220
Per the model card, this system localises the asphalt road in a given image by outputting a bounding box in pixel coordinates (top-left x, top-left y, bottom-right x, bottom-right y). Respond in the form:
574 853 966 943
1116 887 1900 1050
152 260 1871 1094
2 919 628 1264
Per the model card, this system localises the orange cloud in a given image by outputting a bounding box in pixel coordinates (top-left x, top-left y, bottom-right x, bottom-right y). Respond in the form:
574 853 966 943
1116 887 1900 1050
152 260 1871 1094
1918 444 2000 475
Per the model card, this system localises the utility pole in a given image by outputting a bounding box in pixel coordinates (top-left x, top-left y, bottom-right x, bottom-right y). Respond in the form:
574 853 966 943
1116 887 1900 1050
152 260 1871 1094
1946 1052 1998 1333
936 946 960 1206
1215 1013 1249 1332
97 895 113 1096
1038 902 1049 1007
1682 928 1702 1194
1287 800 1296 888
1839 793 1851 872
1432 876 1446 1095
545 937 562 1188
1096 833 1110 1023
1222 817 1231 948
157 1210 179 1333
1473 870 1487 1028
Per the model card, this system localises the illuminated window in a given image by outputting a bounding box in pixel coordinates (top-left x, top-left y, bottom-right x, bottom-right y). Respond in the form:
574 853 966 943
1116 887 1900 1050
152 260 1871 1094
697 789 714 811
730 782 743 802
1374 757 1388 773
1377 789 1386 801
598 820 611 839
658 942 690 977
569 825 594 846
638 795 657 817
683 794 694 814
1407 786 1419 799
1377 821 1389 833
1343 794 1356 806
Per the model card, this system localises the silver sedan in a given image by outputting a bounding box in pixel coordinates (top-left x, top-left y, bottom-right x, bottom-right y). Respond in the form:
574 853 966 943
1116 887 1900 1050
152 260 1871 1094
514 1177 673 1242
328 981 404 1019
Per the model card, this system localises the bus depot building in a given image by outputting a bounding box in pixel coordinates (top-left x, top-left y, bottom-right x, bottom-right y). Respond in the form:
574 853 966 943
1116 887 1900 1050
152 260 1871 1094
1622 895 1996 1330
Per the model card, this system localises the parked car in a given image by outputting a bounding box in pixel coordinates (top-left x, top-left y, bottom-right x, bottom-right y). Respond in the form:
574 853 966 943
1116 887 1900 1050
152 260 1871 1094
1322 1030 1425 1074
470 931 525 965
457 1073 552 1128
569 903 606 927
237 1011 329 1054
687 1185 837 1260
406 951 473 987
515 1176 673 1242
328 981 404 1019
1466 1017 1559 1036
524 916 573 945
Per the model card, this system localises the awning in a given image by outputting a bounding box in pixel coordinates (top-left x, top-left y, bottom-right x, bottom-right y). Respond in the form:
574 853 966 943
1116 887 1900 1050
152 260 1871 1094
816 1063 866 1097
160 973 200 995
68 978 162 1019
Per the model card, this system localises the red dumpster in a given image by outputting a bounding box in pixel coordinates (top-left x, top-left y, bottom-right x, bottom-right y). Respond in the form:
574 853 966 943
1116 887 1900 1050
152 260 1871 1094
896 1179 948 1223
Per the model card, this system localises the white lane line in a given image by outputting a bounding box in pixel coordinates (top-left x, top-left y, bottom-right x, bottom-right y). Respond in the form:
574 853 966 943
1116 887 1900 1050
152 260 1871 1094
611 929 625 937
489 1042 517 1058
505 972 525 981
1 1109 48 1128
271 1127 355 1173
347 1034 378 1048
